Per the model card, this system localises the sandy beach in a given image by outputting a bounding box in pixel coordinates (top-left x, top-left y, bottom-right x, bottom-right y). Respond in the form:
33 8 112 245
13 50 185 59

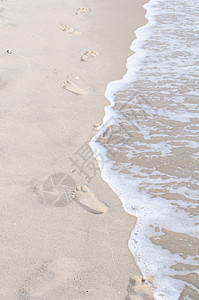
0 0 156 299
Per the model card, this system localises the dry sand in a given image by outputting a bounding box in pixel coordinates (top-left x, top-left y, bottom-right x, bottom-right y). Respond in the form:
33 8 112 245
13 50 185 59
0 0 154 298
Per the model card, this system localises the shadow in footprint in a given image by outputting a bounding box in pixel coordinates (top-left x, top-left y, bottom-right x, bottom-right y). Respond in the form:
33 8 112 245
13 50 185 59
76 8 91 15
61 24 81 35
81 51 99 62
125 277 154 300
75 185 107 215
61 80 87 95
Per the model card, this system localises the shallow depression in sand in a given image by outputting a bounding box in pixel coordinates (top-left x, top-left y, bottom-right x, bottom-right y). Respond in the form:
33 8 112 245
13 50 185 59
90 0 199 298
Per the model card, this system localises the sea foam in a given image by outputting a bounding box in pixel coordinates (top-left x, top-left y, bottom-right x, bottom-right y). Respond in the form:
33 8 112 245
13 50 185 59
90 0 199 298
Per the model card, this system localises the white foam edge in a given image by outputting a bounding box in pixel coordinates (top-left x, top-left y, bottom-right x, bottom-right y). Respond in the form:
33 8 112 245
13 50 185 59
89 0 199 298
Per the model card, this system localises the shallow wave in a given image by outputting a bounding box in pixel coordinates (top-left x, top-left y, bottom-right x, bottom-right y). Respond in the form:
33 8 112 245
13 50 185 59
90 0 199 298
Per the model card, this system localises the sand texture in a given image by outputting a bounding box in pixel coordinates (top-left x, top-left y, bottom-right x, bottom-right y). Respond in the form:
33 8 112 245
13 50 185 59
0 0 154 299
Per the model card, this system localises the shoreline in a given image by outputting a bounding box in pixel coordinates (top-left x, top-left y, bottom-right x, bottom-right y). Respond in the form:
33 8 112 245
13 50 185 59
0 0 153 298
90 0 199 298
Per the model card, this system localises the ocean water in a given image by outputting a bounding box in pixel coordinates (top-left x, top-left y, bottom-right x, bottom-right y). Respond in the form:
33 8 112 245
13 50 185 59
90 0 199 299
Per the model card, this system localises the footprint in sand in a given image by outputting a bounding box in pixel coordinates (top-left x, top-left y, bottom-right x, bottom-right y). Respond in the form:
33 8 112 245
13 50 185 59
39 173 107 214
74 185 107 215
61 24 81 35
18 256 88 299
76 7 91 15
34 172 107 215
125 276 154 300
61 80 87 95
81 51 99 62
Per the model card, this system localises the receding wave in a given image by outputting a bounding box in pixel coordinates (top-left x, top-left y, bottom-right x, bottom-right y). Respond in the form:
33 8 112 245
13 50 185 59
90 0 199 298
